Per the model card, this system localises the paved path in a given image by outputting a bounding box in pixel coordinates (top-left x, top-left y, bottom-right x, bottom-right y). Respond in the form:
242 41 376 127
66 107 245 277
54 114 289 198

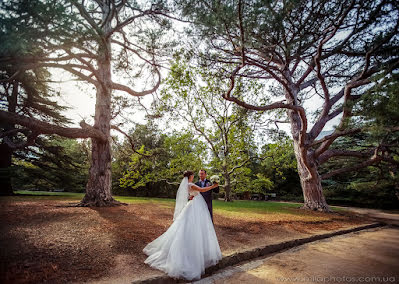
335 206 399 226
196 226 399 284
275 202 399 226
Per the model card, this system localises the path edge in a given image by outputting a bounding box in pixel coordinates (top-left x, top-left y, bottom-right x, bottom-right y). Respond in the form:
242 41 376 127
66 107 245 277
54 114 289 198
133 222 387 284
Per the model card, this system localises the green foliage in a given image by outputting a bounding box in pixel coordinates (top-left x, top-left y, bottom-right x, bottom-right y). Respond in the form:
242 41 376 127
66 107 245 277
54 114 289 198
0 2 80 195
356 72 399 136
250 175 274 193
116 122 206 194
0 0 72 124
258 136 301 198
319 70 399 209
12 136 90 192
163 132 207 178
0 0 77 58
158 57 264 198
119 145 155 189
260 138 297 182
114 122 165 191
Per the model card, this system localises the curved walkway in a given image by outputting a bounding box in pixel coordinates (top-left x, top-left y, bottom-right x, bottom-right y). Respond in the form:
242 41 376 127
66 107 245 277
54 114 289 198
197 226 399 284
134 206 399 283
334 206 399 226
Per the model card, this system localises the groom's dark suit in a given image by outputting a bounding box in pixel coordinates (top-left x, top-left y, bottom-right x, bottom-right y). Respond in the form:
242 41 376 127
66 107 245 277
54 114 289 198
195 179 219 224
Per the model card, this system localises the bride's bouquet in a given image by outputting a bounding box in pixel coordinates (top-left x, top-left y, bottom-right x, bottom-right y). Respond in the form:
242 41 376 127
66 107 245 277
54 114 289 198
210 175 220 184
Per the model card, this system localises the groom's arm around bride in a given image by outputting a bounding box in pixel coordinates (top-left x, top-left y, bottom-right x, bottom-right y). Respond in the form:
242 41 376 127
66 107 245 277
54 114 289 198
195 169 219 223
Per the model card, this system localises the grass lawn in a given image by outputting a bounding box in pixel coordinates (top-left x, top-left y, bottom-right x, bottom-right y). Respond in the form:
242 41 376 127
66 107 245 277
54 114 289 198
11 190 348 223
10 190 350 224
13 190 345 214
10 190 350 225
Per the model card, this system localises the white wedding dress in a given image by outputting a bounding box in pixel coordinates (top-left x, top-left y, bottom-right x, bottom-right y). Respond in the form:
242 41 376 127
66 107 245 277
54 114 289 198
143 179 222 281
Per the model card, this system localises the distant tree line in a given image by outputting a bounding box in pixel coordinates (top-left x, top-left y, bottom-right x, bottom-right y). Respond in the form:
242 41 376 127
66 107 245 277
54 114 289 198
10 122 398 209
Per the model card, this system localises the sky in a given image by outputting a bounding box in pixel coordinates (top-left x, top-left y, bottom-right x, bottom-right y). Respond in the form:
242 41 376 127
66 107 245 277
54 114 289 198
50 69 149 140
52 77 96 126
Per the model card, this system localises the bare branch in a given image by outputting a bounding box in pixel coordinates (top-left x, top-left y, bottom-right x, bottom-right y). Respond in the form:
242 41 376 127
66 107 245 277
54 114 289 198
107 8 154 37
0 70 21 83
0 110 107 141
110 124 151 156
111 68 161 97
27 62 100 86
318 148 374 164
111 39 164 69
311 128 362 147
3 130 40 150
237 0 246 65
228 157 251 175
321 149 381 179
70 0 102 35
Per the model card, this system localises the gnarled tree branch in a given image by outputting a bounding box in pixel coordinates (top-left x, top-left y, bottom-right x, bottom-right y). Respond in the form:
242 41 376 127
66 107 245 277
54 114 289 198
0 110 107 142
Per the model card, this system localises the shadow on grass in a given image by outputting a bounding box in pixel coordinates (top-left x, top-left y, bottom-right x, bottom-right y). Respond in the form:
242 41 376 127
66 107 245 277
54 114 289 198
0 204 113 283
88 203 173 255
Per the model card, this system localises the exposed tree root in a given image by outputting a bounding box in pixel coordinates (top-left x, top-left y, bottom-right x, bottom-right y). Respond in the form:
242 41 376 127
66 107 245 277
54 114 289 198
299 203 334 213
74 198 128 207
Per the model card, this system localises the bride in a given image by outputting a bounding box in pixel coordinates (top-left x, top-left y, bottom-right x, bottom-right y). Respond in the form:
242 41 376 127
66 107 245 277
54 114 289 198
143 170 223 281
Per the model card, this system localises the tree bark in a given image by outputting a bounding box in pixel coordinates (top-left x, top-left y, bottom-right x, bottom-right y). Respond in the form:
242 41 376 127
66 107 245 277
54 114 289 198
0 143 14 196
291 132 331 212
222 163 233 202
77 6 125 207
78 66 124 207
287 83 331 212
296 150 330 212
223 177 233 201
0 81 18 196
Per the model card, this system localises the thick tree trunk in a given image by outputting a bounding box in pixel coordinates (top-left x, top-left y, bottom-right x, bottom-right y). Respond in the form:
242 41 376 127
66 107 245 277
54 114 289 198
0 81 18 196
78 60 124 206
286 83 331 212
293 139 331 212
78 78 124 206
0 143 14 196
222 164 233 202
223 180 233 201
79 135 119 206
78 8 124 207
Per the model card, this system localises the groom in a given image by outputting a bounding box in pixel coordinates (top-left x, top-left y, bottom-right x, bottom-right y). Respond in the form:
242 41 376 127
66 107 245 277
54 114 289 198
190 169 219 224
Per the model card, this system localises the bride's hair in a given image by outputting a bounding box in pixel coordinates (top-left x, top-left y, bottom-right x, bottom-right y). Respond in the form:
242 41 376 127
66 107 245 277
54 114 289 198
183 170 194 178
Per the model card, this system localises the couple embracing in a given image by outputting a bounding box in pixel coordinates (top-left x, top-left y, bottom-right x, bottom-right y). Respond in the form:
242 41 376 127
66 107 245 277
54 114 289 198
143 169 222 281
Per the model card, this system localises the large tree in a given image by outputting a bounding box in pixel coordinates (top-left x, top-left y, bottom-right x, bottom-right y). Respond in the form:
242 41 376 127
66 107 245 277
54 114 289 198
0 0 171 205
0 19 71 195
0 70 72 195
176 0 399 211
159 59 260 201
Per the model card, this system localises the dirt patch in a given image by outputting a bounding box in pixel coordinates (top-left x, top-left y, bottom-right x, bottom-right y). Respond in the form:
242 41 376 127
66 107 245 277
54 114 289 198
0 198 369 283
